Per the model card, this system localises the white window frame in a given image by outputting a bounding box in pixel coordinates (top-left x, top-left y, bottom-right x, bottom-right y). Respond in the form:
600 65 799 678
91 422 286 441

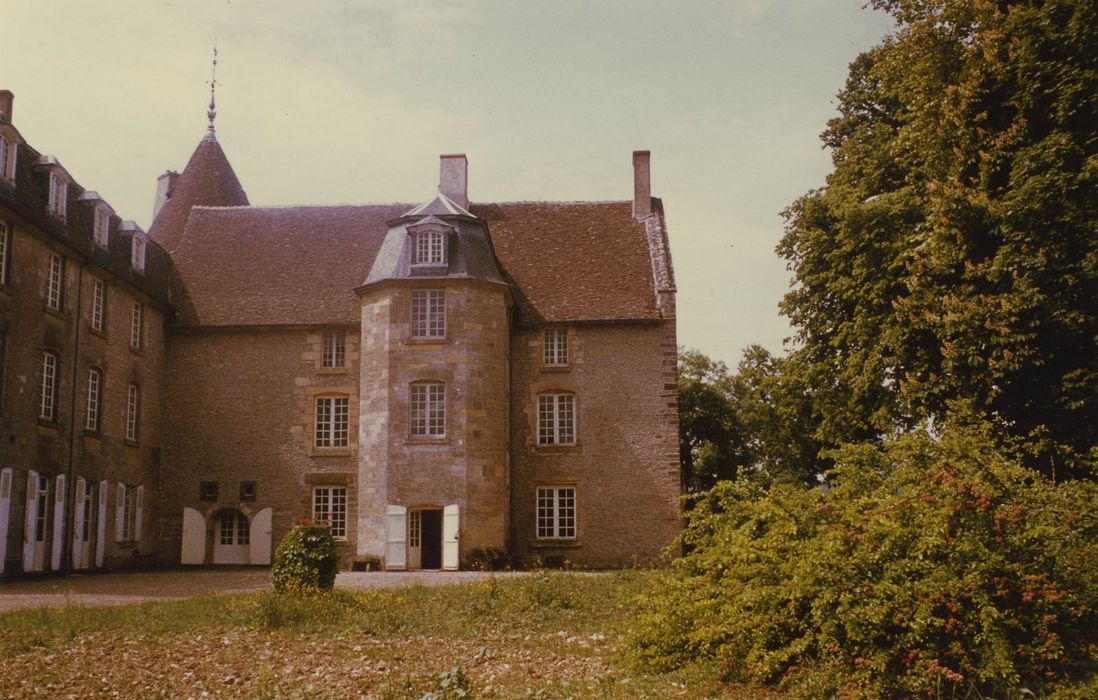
46 252 64 311
93 207 109 248
218 510 250 545
0 221 9 287
544 328 569 366
85 368 102 432
48 172 67 220
410 382 446 437
536 486 577 540
314 395 350 448
313 486 348 539
410 289 445 339
91 279 105 332
40 352 58 421
126 383 139 441
537 392 575 445
322 331 346 369
0 135 13 181
132 235 146 273
130 301 142 350
412 230 445 266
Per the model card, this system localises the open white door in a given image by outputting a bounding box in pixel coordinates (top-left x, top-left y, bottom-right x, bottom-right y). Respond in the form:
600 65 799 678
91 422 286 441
0 468 12 573
50 474 65 570
22 471 38 571
442 504 459 571
180 507 205 565
385 504 407 570
71 477 86 569
250 507 272 565
133 486 144 543
95 480 107 567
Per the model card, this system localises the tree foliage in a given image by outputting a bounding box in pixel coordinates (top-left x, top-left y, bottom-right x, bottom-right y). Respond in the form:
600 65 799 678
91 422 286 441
779 0 1098 478
634 421 1098 696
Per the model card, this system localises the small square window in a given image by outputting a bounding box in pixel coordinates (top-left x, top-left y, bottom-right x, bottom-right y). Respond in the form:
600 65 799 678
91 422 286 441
240 481 257 501
200 481 219 501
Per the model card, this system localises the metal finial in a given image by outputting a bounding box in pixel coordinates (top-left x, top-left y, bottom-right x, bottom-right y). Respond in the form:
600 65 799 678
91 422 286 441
206 45 219 134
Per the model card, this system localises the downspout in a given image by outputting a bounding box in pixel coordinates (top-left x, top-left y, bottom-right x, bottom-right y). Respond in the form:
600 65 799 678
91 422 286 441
61 260 85 574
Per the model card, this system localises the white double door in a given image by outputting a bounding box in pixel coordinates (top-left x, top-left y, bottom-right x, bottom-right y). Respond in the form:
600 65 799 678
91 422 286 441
385 504 459 571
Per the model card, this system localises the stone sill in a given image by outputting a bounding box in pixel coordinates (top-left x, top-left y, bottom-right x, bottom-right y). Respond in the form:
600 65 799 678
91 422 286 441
541 365 571 373
404 437 451 446
529 540 582 549
310 447 357 458
405 337 450 346
316 367 351 375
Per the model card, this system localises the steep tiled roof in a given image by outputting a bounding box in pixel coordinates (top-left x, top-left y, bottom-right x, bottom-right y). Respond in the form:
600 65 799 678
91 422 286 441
148 134 248 252
169 199 664 327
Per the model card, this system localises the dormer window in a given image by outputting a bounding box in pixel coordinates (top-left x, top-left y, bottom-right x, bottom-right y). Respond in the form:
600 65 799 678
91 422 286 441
93 207 109 248
132 235 146 273
0 135 14 181
413 230 445 266
48 172 67 220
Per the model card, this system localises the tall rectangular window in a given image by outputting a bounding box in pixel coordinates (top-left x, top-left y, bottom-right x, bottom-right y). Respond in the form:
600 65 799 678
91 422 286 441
0 333 5 407
48 173 67 219
411 289 445 338
91 279 106 332
85 368 102 432
93 207 109 248
543 328 569 366
40 352 58 421
538 393 575 445
126 383 139 441
322 331 345 368
0 221 10 286
130 301 142 350
0 136 12 180
413 231 445 265
537 486 576 539
46 253 64 310
132 236 146 273
314 396 350 448
410 382 446 437
313 486 348 539
121 485 136 541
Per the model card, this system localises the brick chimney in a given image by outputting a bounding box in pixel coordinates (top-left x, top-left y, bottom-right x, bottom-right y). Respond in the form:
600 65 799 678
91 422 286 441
440 154 469 209
632 150 652 220
0 90 13 124
152 170 179 221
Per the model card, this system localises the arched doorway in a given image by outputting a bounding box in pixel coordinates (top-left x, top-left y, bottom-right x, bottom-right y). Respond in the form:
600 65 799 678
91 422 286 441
212 508 250 564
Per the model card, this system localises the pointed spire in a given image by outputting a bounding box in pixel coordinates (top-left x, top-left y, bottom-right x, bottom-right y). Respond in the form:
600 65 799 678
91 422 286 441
205 44 219 138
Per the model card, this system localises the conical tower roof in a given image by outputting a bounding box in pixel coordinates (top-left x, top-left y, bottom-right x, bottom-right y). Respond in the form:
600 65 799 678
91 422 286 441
149 133 249 252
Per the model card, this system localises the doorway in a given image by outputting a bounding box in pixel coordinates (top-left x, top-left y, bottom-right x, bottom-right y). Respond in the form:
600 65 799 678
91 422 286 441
212 508 250 564
409 508 442 570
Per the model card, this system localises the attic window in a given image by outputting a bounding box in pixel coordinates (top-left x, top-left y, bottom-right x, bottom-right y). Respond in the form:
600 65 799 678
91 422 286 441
0 135 14 181
132 235 146 273
48 172 67 220
93 207 109 248
412 230 445 266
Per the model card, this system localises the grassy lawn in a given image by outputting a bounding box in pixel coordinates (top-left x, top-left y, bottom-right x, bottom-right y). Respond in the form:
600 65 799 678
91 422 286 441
0 570 736 699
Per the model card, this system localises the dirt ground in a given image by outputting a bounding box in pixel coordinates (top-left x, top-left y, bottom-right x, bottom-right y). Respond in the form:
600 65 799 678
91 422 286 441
0 568 525 612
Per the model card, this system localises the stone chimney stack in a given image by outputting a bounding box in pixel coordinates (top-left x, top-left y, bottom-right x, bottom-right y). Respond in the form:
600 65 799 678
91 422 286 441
0 90 13 124
152 170 179 221
440 154 469 209
632 150 652 220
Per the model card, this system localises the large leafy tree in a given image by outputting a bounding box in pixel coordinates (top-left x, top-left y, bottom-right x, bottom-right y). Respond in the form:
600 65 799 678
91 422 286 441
779 0 1097 478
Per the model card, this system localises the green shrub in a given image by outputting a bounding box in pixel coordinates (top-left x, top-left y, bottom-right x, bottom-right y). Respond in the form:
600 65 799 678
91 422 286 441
272 522 340 594
631 422 1098 697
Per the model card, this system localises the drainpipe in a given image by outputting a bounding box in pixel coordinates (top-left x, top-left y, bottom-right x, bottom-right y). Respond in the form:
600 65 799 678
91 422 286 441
61 260 85 574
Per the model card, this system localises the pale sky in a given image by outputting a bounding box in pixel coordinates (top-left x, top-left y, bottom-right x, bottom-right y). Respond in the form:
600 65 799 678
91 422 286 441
2 1 894 367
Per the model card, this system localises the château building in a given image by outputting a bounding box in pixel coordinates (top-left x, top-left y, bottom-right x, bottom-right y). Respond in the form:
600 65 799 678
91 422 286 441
0 88 680 574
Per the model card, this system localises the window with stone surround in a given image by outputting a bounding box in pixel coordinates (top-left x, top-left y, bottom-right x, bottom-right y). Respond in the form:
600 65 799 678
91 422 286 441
130 301 142 350
543 328 568 367
46 252 64 311
126 383 140 441
412 230 445 266
536 486 576 539
85 367 102 432
39 351 58 421
313 486 348 539
410 382 445 437
314 395 350 448
537 392 575 445
411 289 445 339
322 331 346 368
90 279 106 333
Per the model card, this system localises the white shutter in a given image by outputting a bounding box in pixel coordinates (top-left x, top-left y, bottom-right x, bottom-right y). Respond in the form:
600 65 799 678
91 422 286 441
384 504 407 570
442 504 460 571
180 507 206 565
95 480 107 566
50 474 66 570
115 483 125 542
133 485 144 542
0 468 12 573
22 470 38 571
71 477 86 569
250 507 273 566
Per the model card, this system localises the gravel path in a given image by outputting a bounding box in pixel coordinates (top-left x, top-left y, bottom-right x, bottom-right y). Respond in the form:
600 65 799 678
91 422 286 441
0 568 525 612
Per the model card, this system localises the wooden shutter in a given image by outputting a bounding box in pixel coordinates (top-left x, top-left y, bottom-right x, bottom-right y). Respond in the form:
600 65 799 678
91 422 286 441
50 474 66 570
180 507 206 565
384 505 407 570
443 504 460 571
0 468 12 573
115 483 125 542
133 485 144 542
71 477 86 569
250 507 273 566
95 480 107 567
22 470 38 571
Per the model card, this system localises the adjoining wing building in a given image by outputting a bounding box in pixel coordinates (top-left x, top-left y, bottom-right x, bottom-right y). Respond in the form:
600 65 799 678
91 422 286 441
0 89 680 574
